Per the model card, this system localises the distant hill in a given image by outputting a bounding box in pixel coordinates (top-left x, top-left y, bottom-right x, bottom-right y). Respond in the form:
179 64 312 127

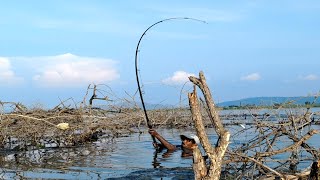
113 96 320 109
217 96 320 107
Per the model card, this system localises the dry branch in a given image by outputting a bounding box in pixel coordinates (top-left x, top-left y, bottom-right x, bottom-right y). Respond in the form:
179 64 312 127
188 71 230 180
189 71 225 136
257 129 319 157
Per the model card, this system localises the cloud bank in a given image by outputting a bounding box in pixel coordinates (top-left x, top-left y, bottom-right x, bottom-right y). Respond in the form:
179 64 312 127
162 71 195 85
31 53 119 87
0 57 24 86
2 53 119 88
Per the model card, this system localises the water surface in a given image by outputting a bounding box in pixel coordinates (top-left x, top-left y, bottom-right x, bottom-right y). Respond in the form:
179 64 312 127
1 120 319 179
0 129 204 179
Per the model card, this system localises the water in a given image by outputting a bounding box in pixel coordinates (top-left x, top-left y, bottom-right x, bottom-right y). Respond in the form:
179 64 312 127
1 110 320 179
1 126 319 179
0 129 206 179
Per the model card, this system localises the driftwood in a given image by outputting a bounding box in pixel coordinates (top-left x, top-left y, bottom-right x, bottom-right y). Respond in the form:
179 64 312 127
309 161 320 180
188 71 230 180
187 71 320 180
1 74 319 179
88 84 110 106
257 129 318 157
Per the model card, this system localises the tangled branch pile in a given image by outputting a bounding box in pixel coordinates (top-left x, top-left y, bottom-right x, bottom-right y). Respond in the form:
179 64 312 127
0 81 319 179
187 71 320 180
0 84 198 153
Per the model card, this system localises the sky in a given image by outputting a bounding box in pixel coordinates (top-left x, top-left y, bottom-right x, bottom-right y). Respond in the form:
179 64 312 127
0 1 320 108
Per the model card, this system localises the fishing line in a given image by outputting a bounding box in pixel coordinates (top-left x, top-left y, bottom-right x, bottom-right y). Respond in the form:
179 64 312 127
134 17 207 143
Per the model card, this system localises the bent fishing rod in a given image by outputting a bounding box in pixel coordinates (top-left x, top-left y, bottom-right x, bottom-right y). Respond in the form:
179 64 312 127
134 17 206 143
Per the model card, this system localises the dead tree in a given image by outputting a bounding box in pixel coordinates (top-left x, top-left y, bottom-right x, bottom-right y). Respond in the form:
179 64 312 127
89 84 110 106
188 71 230 180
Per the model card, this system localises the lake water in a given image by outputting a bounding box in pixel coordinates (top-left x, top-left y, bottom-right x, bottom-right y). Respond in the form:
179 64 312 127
1 109 320 179
0 128 206 179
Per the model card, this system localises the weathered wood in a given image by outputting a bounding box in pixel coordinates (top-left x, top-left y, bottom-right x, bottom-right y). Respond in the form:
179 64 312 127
89 84 110 106
189 71 225 136
281 127 319 159
193 147 207 179
258 129 319 157
228 152 285 179
308 161 319 180
188 72 230 180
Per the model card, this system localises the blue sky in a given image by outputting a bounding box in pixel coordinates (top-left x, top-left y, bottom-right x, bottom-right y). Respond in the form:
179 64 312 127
0 1 319 108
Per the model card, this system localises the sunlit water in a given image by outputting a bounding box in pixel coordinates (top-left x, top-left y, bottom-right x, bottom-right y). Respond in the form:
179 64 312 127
1 112 320 179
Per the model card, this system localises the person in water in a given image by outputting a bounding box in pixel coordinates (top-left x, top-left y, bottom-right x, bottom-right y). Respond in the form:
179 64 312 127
148 129 200 157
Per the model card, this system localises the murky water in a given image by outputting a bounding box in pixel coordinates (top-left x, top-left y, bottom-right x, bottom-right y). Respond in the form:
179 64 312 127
1 119 319 179
0 129 211 179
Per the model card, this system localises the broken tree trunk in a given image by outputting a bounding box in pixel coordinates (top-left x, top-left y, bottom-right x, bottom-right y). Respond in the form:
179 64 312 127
188 71 230 180
189 71 225 137
308 160 320 180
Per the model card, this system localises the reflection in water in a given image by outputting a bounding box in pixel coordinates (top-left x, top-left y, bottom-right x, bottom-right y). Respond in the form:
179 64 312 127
152 150 160 168
0 129 199 179
152 148 192 169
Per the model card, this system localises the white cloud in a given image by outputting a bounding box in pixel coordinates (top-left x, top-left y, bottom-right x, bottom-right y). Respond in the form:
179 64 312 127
31 53 120 87
300 74 318 81
162 71 195 85
241 73 261 81
0 57 24 86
